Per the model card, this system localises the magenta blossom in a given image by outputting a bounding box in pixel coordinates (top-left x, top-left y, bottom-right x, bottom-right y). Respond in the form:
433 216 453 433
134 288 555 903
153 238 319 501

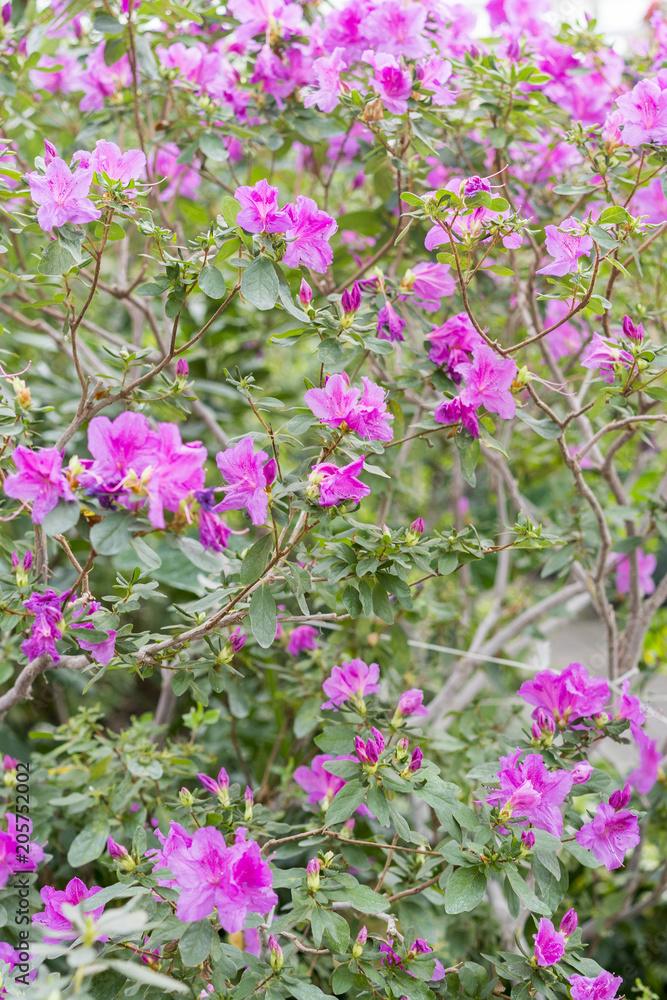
536 217 593 277
533 918 565 967
294 754 371 815
518 662 610 726
197 767 230 805
615 549 656 596
615 77 667 146
347 377 394 442
33 878 106 944
628 723 660 795
304 373 360 428
235 178 292 234
3 446 76 523
321 658 381 710
215 438 277 526
617 679 645 726
308 456 370 507
152 142 201 202
434 396 480 438
376 301 405 342
71 623 117 664
581 333 633 384
162 826 277 931
72 139 145 185
22 590 66 663
26 156 101 231
286 625 318 656
145 423 207 530
85 411 158 492
0 814 45 888
304 48 347 113
455 344 517 419
401 261 456 311
146 821 193 888
365 51 412 115
282 196 337 272
568 971 623 1000
486 748 574 837
395 688 428 719
575 802 641 870
195 489 231 553
428 312 484 372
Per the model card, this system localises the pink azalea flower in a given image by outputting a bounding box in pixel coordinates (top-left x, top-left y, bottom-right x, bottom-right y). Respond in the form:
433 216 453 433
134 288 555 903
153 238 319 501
294 753 371 815
26 156 100 232
396 688 428 718
79 41 132 113
168 826 277 930
433 396 480 438
628 723 660 794
29 52 81 94
304 373 361 428
518 662 610 725
33 878 106 944
71 623 118 664
544 300 584 361
3 446 76 523
533 918 565 967
377 301 406 342
234 178 292 234
580 333 633 385
536 217 593 277
195 490 231 553
282 196 338 272
152 142 201 202
215 438 277 526
615 77 667 146
22 590 66 663
228 0 303 42
321 658 381 710
145 424 207 530
146 821 193 888
428 313 484 372
417 56 456 106
617 678 645 727
631 175 667 223
72 139 146 185
309 456 370 507
286 625 318 656
455 344 518 419
615 549 656 595
364 51 413 115
568 970 623 1000
0 814 45 888
401 261 456 311
486 748 574 837
346 377 394 442
602 109 625 151
304 48 347 113
575 802 641 869
365 1 428 59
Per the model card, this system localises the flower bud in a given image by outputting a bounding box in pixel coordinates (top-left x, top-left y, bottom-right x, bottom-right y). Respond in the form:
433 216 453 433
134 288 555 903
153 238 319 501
179 786 194 807
352 925 367 958
2 755 17 787
299 278 312 307
622 315 644 343
10 377 31 409
228 627 247 652
535 708 547 731
43 138 57 164
609 784 632 811
531 721 542 740
269 934 283 971
1 3 12 25
11 552 19 571
107 836 129 860
410 517 425 535
559 908 578 937
408 746 423 773
463 175 491 198
306 857 321 891
23 551 32 572
176 358 189 377
570 761 593 785
365 738 380 765
370 727 385 753
354 734 368 763
244 786 254 821
521 830 535 850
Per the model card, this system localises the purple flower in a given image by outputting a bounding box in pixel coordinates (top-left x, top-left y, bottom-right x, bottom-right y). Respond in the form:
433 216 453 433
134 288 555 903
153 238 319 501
294 754 371 815
321 658 381 710
146 821 193 888
570 761 593 785
33 878 106 944
463 175 492 198
628 723 660 794
235 178 292 234
198 767 230 806
27 156 101 232
308 456 370 507
536 217 593 277
107 836 129 860
575 802 641 870
545 300 585 361
43 138 57 163
72 623 118 664
299 279 313 306
346 377 394 442
417 56 455 106
355 728 385 764
215 438 276 526
228 627 247 652
176 358 189 377
403 746 423 776
615 549 656 596
341 281 362 315
615 77 667 146
455 344 518 420
486 748 574 837
153 142 201 202
303 47 347 113
0 814 45 888
79 41 131 114
376 301 405 342
85 411 157 492
581 333 633 384
568 970 623 1000
365 52 412 114
2 3 11 24
395 688 428 719
622 315 644 342
195 489 231 553
144 424 207 530
533 917 565 967
304 373 360 428
433 396 480 438
22 590 66 663
401 261 456 311
3 446 76 523
286 625 318 656
282 196 338 273
72 139 145 185
518 662 610 726
521 830 535 850
164 826 277 931
410 517 425 535
428 312 484 371
559 908 578 936
608 785 632 811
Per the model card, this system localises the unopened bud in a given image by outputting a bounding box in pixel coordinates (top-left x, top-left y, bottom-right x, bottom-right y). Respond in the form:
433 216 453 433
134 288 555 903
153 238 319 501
521 830 535 850
1 3 11 25
570 761 593 785
269 934 283 971
11 377 31 409
176 358 189 377
11 552 19 571
559 908 578 936
306 857 321 891
622 315 644 343
23 551 32 572
228 627 247 652
299 278 312 307
410 517 425 535
107 836 135 869
531 721 542 740
43 138 57 164
352 925 367 958
179 786 195 807
609 784 632 811
244 786 254 821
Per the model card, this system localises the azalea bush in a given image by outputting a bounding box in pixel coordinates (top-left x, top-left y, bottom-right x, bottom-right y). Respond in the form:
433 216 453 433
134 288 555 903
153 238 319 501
1 0 667 998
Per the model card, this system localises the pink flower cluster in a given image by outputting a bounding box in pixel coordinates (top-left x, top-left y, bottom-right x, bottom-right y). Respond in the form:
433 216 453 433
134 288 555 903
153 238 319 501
305 372 394 442
434 343 518 437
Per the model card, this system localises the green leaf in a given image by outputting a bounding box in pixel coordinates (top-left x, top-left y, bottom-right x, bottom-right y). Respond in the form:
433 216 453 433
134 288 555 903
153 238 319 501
315 725 356 753
455 435 480 486
248 583 277 648
90 512 132 556
241 256 279 311
372 585 393 624
505 866 550 915
342 585 362 619
129 535 162 571
438 553 458 575
599 205 630 224
38 243 75 275
340 884 390 914
88 968 128 999
198 265 227 299
323 910 351 954
515 410 562 440
67 816 110 866
287 982 329 1000
325 780 367 826
41 499 80 537
565 839 602 868
331 965 354 994
220 196 241 227
241 533 274 585
444 867 487 914
179 919 215 966
199 131 229 162
400 192 424 207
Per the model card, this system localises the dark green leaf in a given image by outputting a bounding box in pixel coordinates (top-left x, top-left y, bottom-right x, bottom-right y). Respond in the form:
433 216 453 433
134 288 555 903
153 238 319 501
241 256 279 311
198 265 226 299
41 500 80 537
240 533 274 585
90 513 132 556
248 583 277 648
444 867 487 914
179 919 215 966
